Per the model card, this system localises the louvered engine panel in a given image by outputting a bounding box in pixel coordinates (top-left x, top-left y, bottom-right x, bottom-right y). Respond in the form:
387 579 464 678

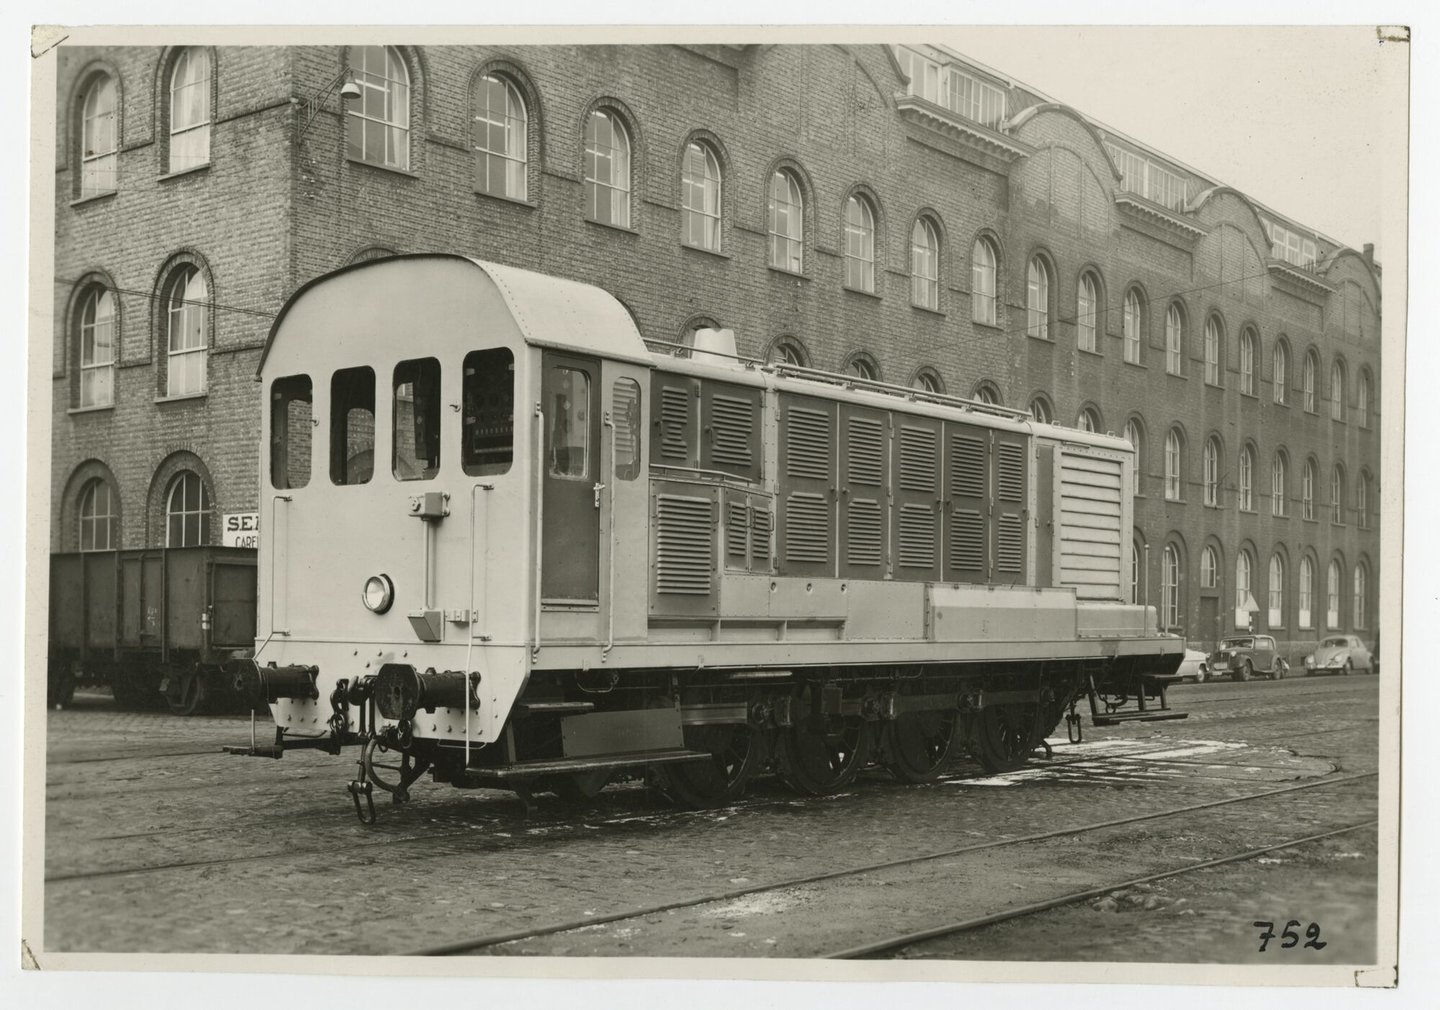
949 434 987 499
995 513 1025 574
1056 449 1124 599
892 419 941 580
990 429 1030 585
749 503 774 571
898 426 937 493
722 488 775 573
778 396 836 576
897 503 937 569
654 377 696 466
785 407 832 480
845 499 884 567
654 494 714 595
948 508 985 573
725 499 749 561
784 493 832 565
846 417 885 485
700 381 763 482
943 422 990 583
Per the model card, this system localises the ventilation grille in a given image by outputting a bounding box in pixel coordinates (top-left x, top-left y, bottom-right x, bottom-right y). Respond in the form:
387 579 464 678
997 442 1026 501
710 394 754 468
660 386 691 462
750 505 774 567
996 513 1025 574
1057 451 1124 599
786 407 831 480
898 426 937 493
655 494 713 595
846 499 883 566
949 508 985 572
950 435 986 499
784 492 831 564
726 500 749 560
897 504 936 568
847 417 885 486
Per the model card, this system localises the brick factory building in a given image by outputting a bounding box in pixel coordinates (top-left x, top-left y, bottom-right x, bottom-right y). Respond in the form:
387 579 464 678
49 42 1381 662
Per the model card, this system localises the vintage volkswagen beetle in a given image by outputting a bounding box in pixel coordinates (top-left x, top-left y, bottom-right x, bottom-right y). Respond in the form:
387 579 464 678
1303 635 1374 676
1209 635 1289 681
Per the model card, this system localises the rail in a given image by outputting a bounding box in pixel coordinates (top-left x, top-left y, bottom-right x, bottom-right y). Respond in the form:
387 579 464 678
765 362 1035 421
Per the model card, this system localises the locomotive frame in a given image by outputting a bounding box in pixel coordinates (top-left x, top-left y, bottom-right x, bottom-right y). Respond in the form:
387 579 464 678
229 254 1183 818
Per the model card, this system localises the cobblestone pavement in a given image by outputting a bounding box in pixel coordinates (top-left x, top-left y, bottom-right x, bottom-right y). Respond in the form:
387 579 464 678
38 676 1381 962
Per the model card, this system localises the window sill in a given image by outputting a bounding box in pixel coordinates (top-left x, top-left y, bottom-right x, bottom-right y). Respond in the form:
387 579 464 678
346 157 419 179
971 319 1003 333
1164 370 1185 378
768 265 809 281
843 285 882 300
66 403 114 416
1163 496 1186 505
1076 345 1103 357
681 241 729 260
1204 382 1225 391
475 191 536 209
69 190 117 209
1240 390 1258 399
585 218 639 236
1123 358 1147 369
910 303 945 318
159 163 211 182
155 391 208 405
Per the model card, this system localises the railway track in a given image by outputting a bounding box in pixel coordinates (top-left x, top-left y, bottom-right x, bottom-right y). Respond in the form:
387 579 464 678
403 770 1377 957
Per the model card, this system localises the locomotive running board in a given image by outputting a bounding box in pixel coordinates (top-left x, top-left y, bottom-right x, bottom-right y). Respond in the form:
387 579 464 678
1084 670 1188 727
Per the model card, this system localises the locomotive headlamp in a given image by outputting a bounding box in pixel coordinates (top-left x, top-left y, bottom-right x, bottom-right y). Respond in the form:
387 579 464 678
362 574 395 614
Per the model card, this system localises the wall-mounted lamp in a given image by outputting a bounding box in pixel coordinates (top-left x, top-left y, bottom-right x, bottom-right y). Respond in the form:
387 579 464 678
297 68 362 141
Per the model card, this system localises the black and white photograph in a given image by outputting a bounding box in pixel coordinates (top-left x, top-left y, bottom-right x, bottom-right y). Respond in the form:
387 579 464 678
12 10 1424 1002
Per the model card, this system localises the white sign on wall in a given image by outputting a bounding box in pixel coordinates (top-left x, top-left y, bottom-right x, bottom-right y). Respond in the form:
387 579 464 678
222 512 260 548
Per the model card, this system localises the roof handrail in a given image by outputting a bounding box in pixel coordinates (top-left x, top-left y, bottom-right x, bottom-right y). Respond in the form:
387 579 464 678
763 362 1033 422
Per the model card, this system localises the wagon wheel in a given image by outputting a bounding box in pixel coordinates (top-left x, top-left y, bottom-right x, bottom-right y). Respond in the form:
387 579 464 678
542 769 612 803
660 723 763 809
882 709 958 784
776 705 870 797
47 660 77 710
166 671 208 717
970 703 1039 774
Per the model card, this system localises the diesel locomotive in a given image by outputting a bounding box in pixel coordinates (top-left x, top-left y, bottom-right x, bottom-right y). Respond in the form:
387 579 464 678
228 254 1184 819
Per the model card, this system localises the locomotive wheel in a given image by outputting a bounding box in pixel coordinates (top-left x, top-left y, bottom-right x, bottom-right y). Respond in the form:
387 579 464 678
882 709 957 784
544 770 611 803
166 671 208 717
776 713 870 796
659 723 761 809
970 704 1038 774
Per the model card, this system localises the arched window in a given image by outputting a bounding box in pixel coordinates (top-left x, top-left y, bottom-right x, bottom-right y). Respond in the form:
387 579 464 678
843 195 876 292
1299 556 1314 628
165 471 212 547
971 237 997 325
1353 563 1368 630
1026 256 1050 339
1268 553 1285 628
169 48 211 172
1240 328 1256 395
584 109 631 227
1302 459 1316 520
768 170 804 272
1326 559 1341 628
1165 303 1183 374
910 218 939 310
974 383 1001 407
473 73 528 200
1123 420 1142 497
80 73 118 197
1164 428 1182 500
912 369 943 394
1303 351 1318 412
681 141 722 251
76 285 116 408
1235 550 1253 620
1029 396 1052 424
1123 289 1143 364
78 478 115 552
1077 273 1098 352
1332 464 1345 524
164 266 208 397
1200 544 1218 589
1238 444 1255 511
1330 360 1347 421
1356 473 1370 529
1273 339 1290 403
1204 317 1222 386
847 354 879 381
1203 436 1220 506
347 46 410 170
1161 544 1180 630
1077 407 1099 432
767 336 807 367
1271 452 1287 516
1358 369 1372 427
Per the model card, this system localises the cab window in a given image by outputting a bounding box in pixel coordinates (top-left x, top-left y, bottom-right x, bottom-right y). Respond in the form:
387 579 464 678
331 366 375 485
548 366 591 479
613 377 642 481
462 348 514 476
270 374 312 489
393 357 441 480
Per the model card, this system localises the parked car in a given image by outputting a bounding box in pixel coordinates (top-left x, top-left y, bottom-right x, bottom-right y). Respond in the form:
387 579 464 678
1304 635 1374 676
1209 635 1289 681
1175 647 1211 683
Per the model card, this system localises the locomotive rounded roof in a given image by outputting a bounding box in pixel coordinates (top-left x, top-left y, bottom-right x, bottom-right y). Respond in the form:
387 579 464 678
258 253 653 375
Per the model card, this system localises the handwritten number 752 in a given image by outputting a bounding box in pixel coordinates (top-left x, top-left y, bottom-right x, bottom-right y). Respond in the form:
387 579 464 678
1253 920 1327 952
